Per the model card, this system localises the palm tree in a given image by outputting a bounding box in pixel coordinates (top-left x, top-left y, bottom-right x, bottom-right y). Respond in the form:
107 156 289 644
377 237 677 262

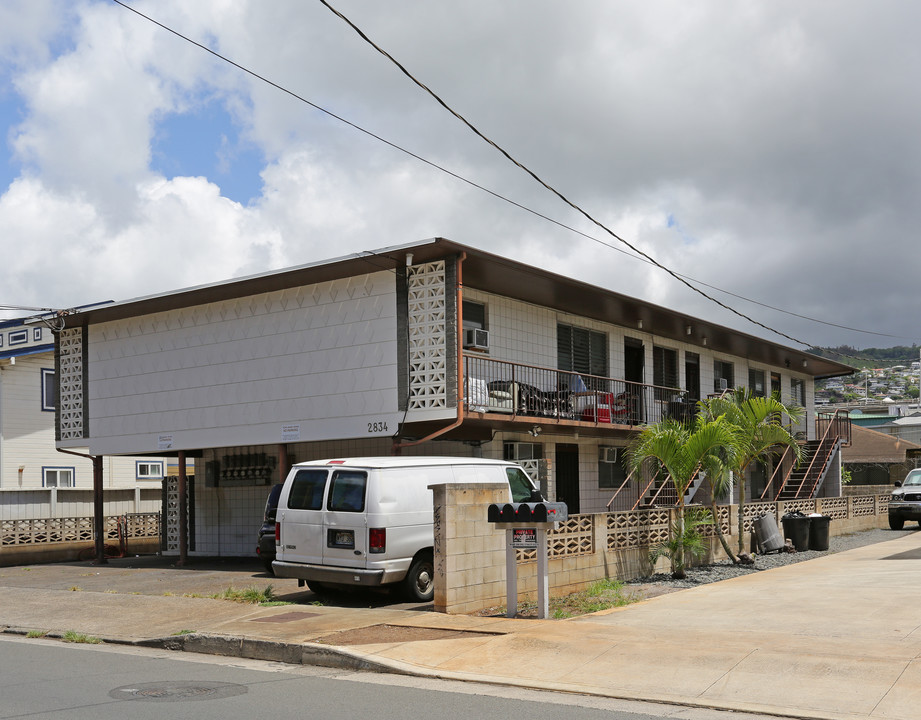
699 388 804 556
626 416 735 578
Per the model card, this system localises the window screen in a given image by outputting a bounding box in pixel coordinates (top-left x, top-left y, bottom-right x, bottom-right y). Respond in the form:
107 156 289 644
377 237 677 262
714 360 734 392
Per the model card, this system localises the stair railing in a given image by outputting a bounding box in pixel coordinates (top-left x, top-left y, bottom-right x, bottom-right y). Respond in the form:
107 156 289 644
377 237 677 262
606 467 636 511
762 444 794 500
631 464 662 511
789 414 842 499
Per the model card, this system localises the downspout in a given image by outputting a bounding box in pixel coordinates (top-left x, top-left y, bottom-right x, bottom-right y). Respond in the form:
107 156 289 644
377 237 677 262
393 251 466 453
57 447 106 564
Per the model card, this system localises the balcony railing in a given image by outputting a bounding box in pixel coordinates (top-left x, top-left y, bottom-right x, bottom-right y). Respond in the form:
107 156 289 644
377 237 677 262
463 355 689 426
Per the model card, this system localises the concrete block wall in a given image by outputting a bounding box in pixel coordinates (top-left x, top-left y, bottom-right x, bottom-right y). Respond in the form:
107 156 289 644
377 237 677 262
433 488 892 615
432 482 509 614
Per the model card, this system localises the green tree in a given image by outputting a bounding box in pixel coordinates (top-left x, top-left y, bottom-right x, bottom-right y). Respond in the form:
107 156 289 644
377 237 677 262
626 417 735 578
699 388 804 556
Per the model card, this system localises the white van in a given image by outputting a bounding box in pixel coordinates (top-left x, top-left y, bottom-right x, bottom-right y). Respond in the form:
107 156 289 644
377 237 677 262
272 456 537 601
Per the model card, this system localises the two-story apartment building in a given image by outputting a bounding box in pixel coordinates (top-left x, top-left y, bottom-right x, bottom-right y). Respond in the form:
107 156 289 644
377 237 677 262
52 238 853 557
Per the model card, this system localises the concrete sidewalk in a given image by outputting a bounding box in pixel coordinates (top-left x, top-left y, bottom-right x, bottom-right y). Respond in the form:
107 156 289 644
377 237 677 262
2 532 921 720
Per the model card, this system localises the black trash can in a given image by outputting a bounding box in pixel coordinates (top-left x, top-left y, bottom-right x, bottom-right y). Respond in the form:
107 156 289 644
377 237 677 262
781 512 811 552
808 515 831 551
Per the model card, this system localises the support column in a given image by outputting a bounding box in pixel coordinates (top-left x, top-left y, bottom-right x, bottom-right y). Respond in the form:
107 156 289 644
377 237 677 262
93 455 106 564
277 444 289 483
177 450 187 567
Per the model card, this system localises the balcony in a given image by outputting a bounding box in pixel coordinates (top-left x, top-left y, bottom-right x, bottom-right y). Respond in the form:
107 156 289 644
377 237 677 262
463 355 689 432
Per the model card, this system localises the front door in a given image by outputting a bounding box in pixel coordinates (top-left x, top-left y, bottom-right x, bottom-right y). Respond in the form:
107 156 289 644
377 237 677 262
624 338 645 424
555 444 580 514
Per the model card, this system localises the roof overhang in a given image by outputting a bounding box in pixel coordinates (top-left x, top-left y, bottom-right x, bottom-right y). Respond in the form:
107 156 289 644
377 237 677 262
55 237 854 379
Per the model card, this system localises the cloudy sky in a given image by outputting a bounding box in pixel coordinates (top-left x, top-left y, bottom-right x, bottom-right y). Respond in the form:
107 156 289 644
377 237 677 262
1 1 919 357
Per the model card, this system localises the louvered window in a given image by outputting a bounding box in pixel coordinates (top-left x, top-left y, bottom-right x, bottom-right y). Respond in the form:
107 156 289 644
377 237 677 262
558 324 608 388
653 346 678 389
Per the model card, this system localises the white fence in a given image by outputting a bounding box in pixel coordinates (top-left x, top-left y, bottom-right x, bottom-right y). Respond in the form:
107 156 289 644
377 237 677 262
0 487 162 521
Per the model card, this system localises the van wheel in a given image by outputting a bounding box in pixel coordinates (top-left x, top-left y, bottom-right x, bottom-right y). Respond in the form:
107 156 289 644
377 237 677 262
262 560 275 576
889 517 905 530
305 581 328 594
402 553 435 602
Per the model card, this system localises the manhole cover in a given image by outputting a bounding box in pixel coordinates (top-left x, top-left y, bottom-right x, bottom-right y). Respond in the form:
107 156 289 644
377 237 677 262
109 682 247 702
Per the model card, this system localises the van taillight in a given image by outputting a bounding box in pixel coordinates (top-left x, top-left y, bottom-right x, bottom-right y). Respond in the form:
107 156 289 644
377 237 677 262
275 522 280 542
369 528 386 553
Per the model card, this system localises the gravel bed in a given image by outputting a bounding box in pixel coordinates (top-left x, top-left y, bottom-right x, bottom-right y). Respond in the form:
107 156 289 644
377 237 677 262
628 526 920 590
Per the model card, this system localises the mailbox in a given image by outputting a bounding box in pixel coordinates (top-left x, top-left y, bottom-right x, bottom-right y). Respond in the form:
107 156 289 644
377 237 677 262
487 502 568 523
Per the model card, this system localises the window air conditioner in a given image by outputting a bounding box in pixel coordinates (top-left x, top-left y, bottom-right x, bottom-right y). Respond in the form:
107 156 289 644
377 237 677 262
600 447 619 464
463 328 489 350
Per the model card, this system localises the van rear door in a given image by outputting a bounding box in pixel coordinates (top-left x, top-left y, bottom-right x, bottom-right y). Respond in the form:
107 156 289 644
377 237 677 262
321 468 369 568
278 468 329 565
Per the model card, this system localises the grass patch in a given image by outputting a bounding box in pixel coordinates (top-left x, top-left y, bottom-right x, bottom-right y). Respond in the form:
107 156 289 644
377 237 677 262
172 629 195 636
479 578 640 619
26 630 48 638
200 585 291 606
62 630 102 644
68 586 82 592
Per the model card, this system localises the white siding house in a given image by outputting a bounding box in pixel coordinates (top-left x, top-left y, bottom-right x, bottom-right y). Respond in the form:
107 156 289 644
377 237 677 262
0 316 166 521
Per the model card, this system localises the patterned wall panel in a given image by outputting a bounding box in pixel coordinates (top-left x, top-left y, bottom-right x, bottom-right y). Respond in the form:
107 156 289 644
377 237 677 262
406 261 450 415
57 327 85 440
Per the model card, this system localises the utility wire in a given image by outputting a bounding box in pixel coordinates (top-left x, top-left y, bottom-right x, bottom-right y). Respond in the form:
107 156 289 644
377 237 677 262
111 0 904 362
316 0 848 352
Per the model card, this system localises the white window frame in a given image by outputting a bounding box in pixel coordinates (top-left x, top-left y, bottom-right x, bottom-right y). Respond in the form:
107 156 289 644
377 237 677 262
43 467 74 488
136 461 165 480
41 368 55 412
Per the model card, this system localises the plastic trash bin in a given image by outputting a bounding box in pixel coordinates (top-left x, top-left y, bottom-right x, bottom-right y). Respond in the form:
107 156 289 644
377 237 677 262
808 515 831 551
753 513 784 553
781 513 811 552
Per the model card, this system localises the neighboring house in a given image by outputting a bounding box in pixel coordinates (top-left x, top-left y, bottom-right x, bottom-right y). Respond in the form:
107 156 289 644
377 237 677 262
877 413 921 446
51 238 854 558
842 423 921 486
0 315 167 520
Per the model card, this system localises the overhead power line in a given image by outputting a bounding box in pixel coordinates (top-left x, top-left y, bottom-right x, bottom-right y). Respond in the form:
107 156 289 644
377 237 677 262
110 0 907 361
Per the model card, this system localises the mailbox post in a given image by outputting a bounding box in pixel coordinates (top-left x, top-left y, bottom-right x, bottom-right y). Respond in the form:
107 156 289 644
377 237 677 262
487 501 568 619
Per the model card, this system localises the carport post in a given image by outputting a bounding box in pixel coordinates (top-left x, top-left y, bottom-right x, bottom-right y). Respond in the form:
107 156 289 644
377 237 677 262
92 455 105 564
177 450 187 566
57 447 107 564
278 444 289 483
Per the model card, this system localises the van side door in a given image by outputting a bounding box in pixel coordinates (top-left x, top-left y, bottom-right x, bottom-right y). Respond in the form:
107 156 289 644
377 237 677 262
278 468 328 565
322 469 369 568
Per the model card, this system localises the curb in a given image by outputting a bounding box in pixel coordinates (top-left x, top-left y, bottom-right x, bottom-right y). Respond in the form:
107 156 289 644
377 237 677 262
2 624 417 674
157 632 414 674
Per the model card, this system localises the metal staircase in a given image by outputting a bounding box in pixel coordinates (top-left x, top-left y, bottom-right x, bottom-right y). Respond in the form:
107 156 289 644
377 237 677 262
634 468 706 509
767 410 851 501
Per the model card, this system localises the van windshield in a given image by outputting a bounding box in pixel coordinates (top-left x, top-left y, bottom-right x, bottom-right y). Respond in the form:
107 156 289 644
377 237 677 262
287 469 327 510
506 467 535 502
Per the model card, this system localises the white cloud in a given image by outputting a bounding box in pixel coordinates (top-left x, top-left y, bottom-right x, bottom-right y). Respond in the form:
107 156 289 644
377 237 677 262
1 0 920 350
